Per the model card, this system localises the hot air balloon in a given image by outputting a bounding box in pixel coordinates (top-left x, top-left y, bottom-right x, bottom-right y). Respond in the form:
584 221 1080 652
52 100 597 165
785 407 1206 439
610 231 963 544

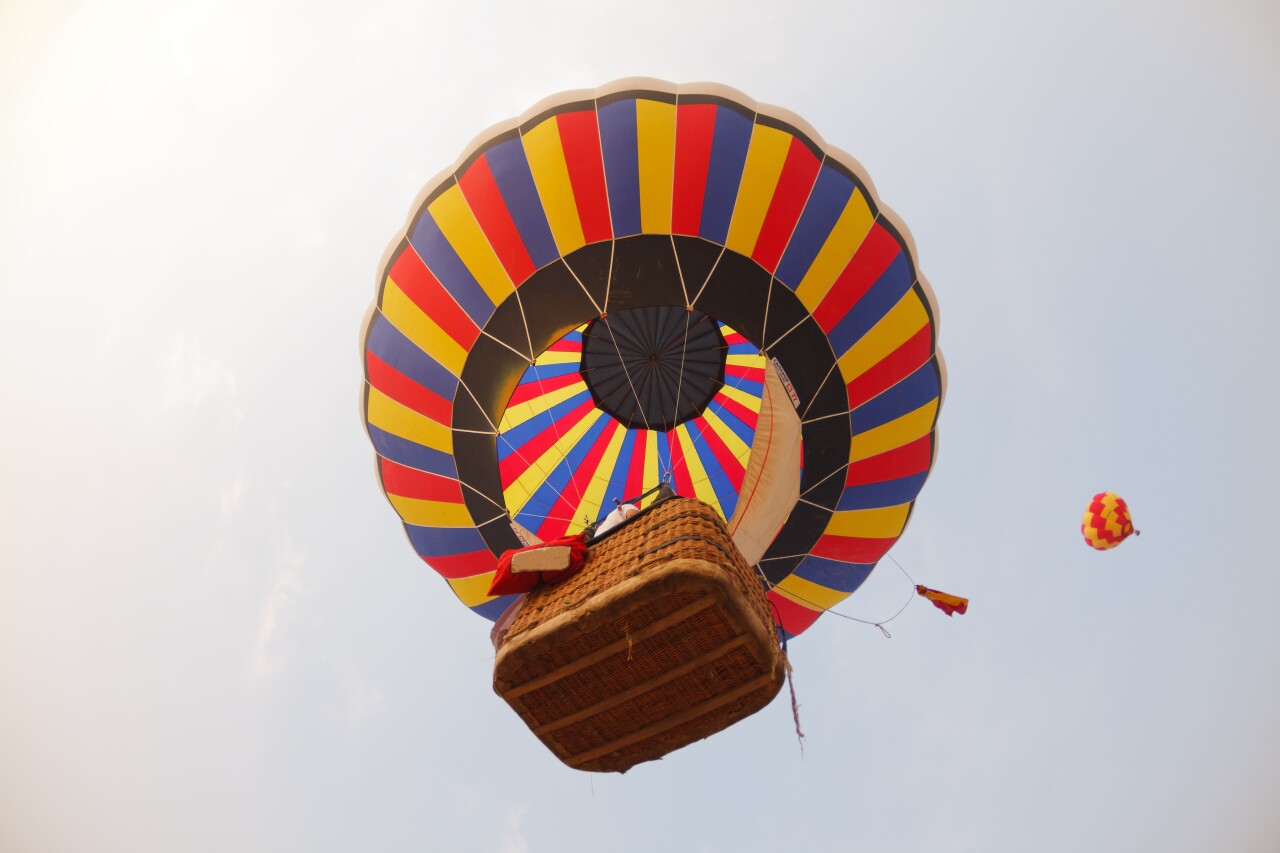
1082 491 1138 550
361 80 945 769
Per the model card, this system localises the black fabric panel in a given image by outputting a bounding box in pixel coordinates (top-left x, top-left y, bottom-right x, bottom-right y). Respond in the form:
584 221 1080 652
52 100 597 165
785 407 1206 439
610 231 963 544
691 249 772 346
562 241 614 309
761 501 832 570
459 333 528 426
482 290 533 362
766 316 834 409
606 235 686 310
804 366 851 423
455 430 505 537
800 415 849 510
671 236 724 303
758 554 804 586
478 513 523 557
451 384 493 433
580 306 725 431
763 279 812 352
518 260 600 354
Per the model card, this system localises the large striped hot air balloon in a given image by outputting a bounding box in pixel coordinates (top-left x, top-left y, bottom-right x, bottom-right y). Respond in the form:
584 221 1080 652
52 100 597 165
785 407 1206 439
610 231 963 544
361 80 946 639
1082 492 1138 550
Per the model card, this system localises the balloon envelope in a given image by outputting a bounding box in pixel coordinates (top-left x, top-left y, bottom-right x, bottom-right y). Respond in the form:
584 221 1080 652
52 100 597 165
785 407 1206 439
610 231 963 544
361 80 945 637
1082 492 1136 550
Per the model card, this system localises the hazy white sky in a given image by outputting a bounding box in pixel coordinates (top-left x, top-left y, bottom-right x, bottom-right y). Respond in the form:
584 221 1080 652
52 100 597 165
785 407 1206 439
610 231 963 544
2 1 1278 851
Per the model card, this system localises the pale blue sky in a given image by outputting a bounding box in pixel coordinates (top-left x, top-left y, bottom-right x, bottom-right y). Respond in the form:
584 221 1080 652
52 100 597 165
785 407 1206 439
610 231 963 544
2 1 1278 851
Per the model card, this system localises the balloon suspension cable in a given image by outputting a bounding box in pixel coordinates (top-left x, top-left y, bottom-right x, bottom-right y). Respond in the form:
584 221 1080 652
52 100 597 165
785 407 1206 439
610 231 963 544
754 554 919 639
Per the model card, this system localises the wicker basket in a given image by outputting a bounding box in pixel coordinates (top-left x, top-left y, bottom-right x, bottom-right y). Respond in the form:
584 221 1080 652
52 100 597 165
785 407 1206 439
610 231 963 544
493 497 786 773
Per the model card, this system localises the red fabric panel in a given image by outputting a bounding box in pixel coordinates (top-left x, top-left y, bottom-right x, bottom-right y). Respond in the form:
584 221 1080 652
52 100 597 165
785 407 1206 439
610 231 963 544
506 369 583 409
535 419 622 541
498 397 598 486
366 351 452 427
712 389 759 432
812 222 901 333
669 431 696 497
672 103 717 235
845 434 933 487
752 137 822 272
768 589 821 636
556 110 612 244
689 415 745 491
624 432 647 501
458 154 536 285
845 326 933 410
423 550 496 581
810 533 897 564
387 247 481 350
380 458 465 503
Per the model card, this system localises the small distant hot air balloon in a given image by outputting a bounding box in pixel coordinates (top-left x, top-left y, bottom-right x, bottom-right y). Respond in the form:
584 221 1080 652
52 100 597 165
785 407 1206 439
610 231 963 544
1082 492 1139 550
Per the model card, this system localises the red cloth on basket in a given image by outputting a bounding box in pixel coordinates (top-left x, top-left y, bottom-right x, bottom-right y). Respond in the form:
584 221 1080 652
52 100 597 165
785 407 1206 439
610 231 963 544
487 533 590 596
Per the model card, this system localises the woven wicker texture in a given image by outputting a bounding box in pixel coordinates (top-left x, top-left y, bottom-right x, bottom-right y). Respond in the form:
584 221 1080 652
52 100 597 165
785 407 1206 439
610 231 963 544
493 497 785 773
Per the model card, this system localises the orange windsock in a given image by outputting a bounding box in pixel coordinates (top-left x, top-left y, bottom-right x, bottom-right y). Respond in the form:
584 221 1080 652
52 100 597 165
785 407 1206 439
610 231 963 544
1082 492 1138 550
915 585 969 616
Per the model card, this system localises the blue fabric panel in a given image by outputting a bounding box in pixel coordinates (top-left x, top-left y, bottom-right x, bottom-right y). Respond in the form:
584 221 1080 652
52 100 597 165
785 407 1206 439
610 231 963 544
367 424 457 479
602 429 639 508
514 414 612 527
774 166 856 289
826 252 913 357
598 99 641 237
849 361 940 435
366 313 459 399
408 211 495 327
497 389 592 462
485 138 560 269
683 420 738 518
837 472 930 511
471 595 518 622
405 522 489 558
792 554 875 593
705 398 756 448
699 107 754 244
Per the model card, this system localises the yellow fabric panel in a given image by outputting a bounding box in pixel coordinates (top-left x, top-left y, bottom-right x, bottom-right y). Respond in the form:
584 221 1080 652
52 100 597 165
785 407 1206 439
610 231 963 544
725 353 766 370
367 387 453 451
447 571 498 607
636 99 676 234
499 381 586 431
849 400 939 462
700 406 752 463
774 573 851 612
427 185 512 305
724 124 793 257
794 189 875 312
676 424 723 514
643 430 660 494
504 408 604 516
826 503 912 540
379 282 468 377
575 422 628 528
536 348 583 366
522 119 586 255
720 382 768 413
387 495 472 528
836 290 930 381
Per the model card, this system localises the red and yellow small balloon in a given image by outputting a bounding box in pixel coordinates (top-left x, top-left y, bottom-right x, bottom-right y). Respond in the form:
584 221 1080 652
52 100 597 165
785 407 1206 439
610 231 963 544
1082 492 1139 550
